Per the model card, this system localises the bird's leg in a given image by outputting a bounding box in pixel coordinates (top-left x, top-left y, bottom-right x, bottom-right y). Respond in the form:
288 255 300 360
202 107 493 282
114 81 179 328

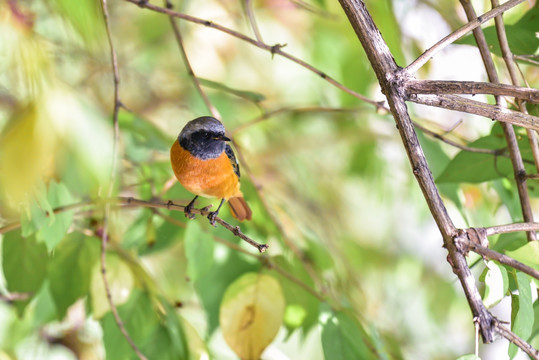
184 195 199 219
208 199 226 226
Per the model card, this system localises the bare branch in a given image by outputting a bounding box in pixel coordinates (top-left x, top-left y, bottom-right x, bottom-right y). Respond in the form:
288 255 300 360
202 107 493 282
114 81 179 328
408 94 539 131
405 80 539 103
405 0 526 73
119 197 268 252
338 0 495 343
124 0 385 110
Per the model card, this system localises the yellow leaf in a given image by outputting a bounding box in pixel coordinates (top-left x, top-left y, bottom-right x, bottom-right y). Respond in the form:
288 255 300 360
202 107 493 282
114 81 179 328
0 103 57 211
220 273 285 360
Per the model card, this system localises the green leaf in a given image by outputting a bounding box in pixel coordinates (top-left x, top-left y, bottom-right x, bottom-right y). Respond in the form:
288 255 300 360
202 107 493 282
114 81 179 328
509 271 534 358
455 7 539 57
220 273 285 360
436 133 512 183
184 221 214 282
102 290 189 360
482 260 509 308
437 125 536 183
2 231 49 315
320 304 377 360
37 181 74 251
48 232 100 319
102 290 159 359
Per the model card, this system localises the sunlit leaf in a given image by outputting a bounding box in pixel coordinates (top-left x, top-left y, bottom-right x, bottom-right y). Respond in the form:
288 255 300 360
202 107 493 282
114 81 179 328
481 260 508 308
2 231 49 316
0 103 56 210
48 232 100 319
220 273 285 360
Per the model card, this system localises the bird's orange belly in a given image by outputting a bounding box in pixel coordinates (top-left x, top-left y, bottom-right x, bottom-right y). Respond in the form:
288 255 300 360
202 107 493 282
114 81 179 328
170 141 241 200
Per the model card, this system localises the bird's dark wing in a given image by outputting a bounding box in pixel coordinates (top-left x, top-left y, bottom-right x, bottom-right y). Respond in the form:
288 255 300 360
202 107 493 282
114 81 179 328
225 144 240 179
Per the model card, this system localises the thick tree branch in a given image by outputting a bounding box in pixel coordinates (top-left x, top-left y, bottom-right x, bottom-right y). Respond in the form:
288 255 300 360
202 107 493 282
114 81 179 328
338 0 494 343
405 80 539 103
405 0 525 74
409 94 539 130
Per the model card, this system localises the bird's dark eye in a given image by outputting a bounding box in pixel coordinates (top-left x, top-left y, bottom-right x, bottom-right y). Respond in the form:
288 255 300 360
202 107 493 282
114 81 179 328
201 131 210 139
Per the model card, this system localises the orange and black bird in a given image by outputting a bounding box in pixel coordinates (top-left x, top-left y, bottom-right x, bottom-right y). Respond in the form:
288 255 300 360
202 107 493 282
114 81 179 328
170 116 252 224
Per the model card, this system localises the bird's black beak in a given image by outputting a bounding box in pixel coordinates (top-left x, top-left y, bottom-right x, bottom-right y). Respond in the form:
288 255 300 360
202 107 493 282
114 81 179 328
214 134 231 141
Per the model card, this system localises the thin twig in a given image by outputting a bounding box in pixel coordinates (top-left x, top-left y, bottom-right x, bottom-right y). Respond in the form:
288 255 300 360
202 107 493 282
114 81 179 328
244 0 263 42
405 79 539 103
154 209 326 302
458 236 539 281
405 0 525 73
120 197 268 252
99 1 148 359
165 0 221 120
125 0 385 110
494 320 539 360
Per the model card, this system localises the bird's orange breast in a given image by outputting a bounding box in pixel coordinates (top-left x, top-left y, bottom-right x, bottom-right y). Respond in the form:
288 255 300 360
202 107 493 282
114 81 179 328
170 140 241 200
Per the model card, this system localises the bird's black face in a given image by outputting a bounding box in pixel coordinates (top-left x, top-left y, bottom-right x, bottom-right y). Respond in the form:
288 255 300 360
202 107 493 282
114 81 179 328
178 117 230 160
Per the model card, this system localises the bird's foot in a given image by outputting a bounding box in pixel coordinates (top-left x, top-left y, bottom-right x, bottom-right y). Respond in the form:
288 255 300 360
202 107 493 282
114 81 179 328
207 211 219 227
184 203 196 220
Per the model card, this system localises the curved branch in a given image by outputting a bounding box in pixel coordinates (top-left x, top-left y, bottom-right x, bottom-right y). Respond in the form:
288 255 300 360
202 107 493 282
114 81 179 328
165 0 221 120
100 1 148 359
125 0 385 110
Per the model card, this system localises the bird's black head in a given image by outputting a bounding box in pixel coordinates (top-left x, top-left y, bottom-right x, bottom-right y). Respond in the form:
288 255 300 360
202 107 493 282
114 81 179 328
178 116 230 159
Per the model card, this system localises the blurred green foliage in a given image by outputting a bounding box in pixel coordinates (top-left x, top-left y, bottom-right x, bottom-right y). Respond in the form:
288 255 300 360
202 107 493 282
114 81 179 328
0 0 537 359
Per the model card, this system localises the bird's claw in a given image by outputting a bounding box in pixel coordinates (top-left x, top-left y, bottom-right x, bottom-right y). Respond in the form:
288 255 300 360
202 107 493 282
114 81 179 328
184 204 196 220
207 212 218 227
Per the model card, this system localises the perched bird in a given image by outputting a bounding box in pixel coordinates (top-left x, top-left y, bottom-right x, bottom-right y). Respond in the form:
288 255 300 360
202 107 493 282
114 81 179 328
170 116 252 224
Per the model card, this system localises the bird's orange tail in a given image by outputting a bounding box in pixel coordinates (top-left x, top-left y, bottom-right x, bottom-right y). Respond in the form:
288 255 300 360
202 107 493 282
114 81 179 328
228 196 252 221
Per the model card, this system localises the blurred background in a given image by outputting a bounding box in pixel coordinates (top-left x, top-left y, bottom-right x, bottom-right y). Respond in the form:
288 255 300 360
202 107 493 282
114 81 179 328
0 0 537 359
